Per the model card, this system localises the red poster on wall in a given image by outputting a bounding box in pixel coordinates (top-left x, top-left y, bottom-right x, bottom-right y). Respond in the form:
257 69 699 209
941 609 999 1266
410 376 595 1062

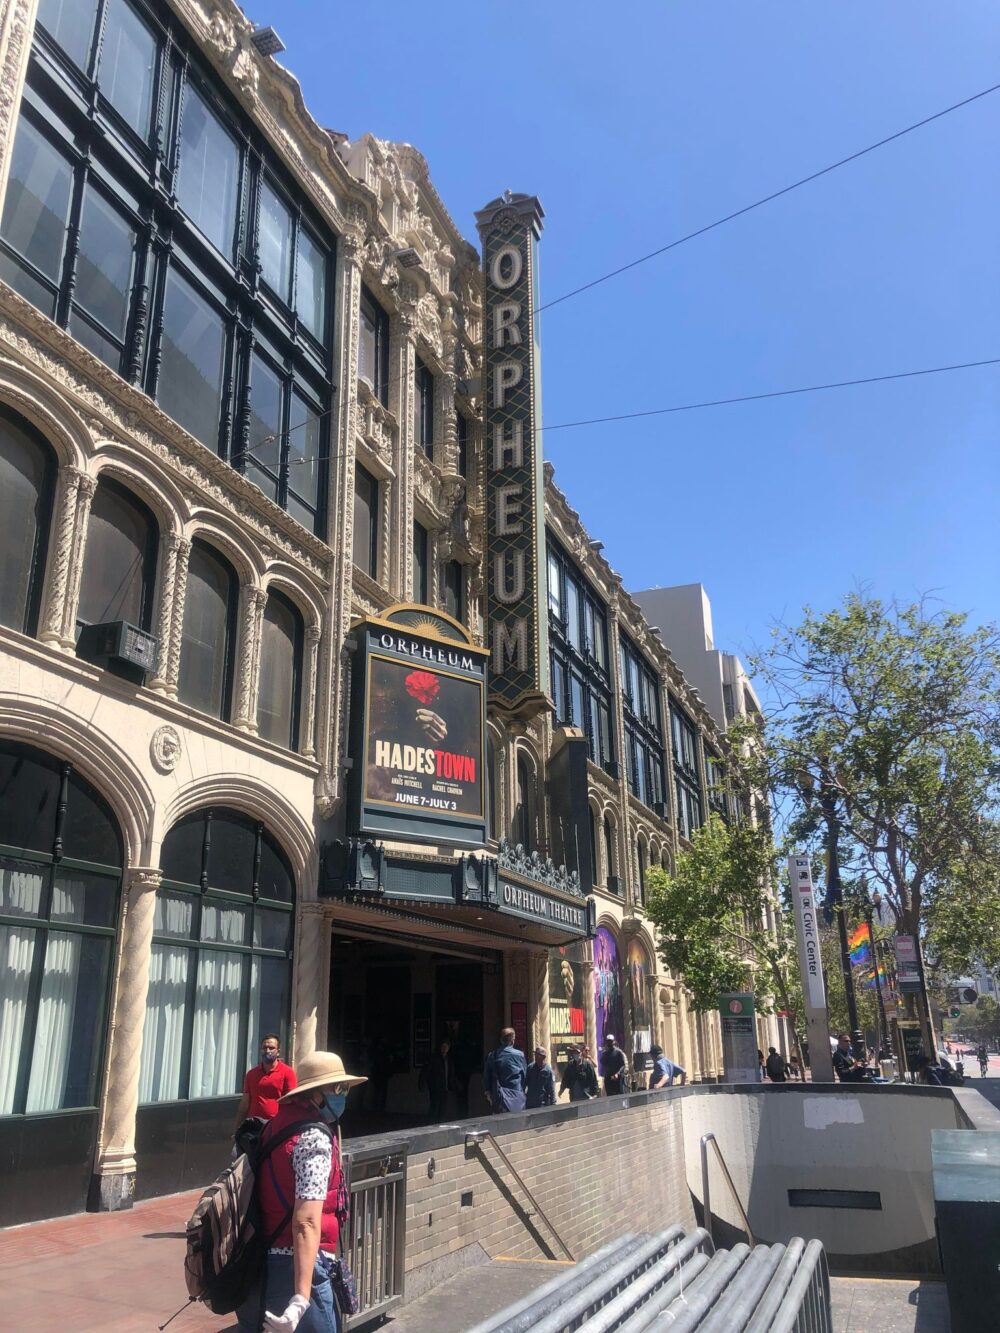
510 1001 528 1056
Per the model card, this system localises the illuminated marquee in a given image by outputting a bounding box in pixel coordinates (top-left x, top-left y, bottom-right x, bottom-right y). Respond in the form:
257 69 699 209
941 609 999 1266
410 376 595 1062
475 192 550 717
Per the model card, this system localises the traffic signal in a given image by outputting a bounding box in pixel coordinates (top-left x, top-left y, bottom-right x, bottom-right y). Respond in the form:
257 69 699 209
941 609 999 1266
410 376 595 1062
961 986 978 1005
950 1007 961 1018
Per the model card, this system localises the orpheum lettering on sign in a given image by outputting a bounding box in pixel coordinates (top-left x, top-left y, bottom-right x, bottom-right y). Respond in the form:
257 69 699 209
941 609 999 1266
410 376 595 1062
475 192 550 717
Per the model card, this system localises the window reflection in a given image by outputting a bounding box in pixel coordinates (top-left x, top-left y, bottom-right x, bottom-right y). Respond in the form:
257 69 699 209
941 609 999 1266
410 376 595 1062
36 0 98 70
0 118 72 316
77 480 156 629
177 85 239 257
99 0 156 137
178 541 236 719
257 591 302 749
157 267 226 450
258 179 292 302
0 410 55 636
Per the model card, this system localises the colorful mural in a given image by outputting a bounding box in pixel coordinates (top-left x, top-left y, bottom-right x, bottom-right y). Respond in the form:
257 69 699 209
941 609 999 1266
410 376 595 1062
627 937 653 1052
594 926 624 1051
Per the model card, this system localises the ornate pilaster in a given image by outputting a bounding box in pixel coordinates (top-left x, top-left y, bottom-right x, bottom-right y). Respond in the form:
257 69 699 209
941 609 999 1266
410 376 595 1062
437 365 459 477
293 901 326 1061
149 533 190 695
300 622 321 758
93 867 161 1211
581 954 598 1067
39 465 85 648
233 585 266 732
59 469 98 648
390 304 416 600
0 0 37 211
531 950 550 1056
164 536 192 695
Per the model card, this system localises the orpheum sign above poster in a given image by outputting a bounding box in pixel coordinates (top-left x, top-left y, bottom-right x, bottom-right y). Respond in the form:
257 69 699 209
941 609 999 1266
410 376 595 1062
347 605 488 847
475 191 550 719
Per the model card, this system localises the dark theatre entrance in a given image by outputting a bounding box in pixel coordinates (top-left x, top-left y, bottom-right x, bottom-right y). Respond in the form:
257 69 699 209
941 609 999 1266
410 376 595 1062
328 932 503 1134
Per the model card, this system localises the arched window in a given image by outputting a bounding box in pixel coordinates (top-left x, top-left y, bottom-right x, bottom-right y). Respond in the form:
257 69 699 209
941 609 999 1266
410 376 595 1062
512 753 534 852
257 590 303 749
77 477 157 631
636 838 647 907
604 815 617 889
0 406 56 636
139 808 294 1103
177 540 238 719
0 742 122 1118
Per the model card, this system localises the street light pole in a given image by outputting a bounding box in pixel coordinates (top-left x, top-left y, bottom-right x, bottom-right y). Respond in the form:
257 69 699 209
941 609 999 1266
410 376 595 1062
864 883 888 1061
818 779 864 1060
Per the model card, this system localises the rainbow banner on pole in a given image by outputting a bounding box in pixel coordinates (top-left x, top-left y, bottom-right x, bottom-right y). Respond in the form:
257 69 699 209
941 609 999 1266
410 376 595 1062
848 922 871 966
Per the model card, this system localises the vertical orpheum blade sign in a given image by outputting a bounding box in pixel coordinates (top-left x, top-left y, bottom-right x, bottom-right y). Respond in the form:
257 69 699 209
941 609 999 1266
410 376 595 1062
475 192 550 718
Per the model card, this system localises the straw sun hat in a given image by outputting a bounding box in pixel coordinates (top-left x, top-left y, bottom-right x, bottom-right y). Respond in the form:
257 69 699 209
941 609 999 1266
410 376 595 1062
279 1050 367 1101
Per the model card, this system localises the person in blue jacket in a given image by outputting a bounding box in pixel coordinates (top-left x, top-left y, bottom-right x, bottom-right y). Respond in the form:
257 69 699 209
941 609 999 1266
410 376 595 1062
525 1046 556 1108
484 1027 527 1112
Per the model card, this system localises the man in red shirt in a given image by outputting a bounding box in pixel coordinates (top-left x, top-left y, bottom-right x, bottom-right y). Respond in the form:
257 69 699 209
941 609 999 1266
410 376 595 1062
235 1034 297 1129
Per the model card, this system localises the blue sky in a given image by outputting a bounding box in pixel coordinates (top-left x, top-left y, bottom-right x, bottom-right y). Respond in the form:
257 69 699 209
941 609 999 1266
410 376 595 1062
245 1 999 662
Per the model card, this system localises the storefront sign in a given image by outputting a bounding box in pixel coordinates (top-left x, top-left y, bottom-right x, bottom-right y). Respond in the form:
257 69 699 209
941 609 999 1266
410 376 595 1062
348 607 488 847
788 853 834 1082
718 993 760 1084
498 879 587 933
475 192 550 718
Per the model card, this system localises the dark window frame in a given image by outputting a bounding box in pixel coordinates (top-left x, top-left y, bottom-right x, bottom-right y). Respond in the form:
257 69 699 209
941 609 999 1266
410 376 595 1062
620 634 666 814
177 537 239 722
456 409 468 478
353 463 379 580
359 285 389 407
77 475 159 633
257 588 304 752
414 355 434 458
412 521 429 605
547 538 616 775
441 558 464 623
0 404 57 637
6 0 335 538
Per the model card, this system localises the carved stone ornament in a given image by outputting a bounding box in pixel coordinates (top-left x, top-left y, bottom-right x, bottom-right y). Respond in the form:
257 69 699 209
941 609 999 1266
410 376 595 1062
497 839 584 898
150 725 182 774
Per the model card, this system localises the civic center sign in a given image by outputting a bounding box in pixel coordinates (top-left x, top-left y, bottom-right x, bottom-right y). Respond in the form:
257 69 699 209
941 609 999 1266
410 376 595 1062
475 191 550 718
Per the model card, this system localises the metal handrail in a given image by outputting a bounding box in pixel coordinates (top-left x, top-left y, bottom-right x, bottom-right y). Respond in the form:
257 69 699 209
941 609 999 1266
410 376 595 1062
466 1130 575 1261
700 1132 755 1247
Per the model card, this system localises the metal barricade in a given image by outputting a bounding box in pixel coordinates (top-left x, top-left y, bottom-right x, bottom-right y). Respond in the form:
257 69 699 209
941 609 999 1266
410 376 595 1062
343 1147 406 1326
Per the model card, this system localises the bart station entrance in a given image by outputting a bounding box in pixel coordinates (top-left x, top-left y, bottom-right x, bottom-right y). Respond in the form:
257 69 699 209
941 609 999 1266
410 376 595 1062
329 926 504 1133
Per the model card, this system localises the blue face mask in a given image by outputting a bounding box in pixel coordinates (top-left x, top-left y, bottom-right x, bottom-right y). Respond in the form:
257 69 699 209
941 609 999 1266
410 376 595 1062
322 1092 347 1122
262 1050 278 1064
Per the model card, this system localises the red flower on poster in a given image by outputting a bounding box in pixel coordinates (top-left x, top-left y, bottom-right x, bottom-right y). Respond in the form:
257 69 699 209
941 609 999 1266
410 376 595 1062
405 670 440 706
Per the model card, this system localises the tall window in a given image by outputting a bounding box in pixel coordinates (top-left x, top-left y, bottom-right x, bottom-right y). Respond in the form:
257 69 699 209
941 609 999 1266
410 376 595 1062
359 286 389 407
77 479 157 631
487 734 499 841
138 809 294 1103
547 539 615 773
512 755 535 852
414 357 434 457
442 560 464 622
456 411 468 478
620 635 666 813
257 591 303 750
177 541 237 719
671 703 703 840
0 406 56 636
706 752 729 822
636 839 647 908
412 522 429 605
603 815 617 890
0 741 122 1116
5 3 334 536
589 807 598 883
353 465 378 579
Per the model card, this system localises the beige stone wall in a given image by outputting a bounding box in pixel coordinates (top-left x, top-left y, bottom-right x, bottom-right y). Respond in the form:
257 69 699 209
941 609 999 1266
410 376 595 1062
400 1093 694 1279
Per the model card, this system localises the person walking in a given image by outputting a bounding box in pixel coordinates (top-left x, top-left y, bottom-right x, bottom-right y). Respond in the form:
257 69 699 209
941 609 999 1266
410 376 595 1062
765 1047 788 1083
419 1040 453 1121
559 1045 599 1102
978 1044 989 1077
648 1044 687 1089
483 1028 528 1113
600 1034 628 1096
235 1035 297 1134
525 1047 556 1109
236 1050 366 1333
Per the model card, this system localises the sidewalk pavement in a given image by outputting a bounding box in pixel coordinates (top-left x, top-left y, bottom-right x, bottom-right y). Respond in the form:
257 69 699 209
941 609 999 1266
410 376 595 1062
0 1191 230 1333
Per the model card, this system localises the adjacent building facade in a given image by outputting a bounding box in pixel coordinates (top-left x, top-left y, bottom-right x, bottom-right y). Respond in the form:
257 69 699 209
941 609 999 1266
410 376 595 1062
0 0 764 1227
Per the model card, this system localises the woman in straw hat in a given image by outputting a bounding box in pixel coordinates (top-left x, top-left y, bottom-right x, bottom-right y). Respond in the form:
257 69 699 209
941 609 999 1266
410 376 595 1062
237 1050 366 1333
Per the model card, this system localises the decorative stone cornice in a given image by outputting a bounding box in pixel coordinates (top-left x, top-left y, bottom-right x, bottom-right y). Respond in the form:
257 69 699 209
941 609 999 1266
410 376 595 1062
497 838 584 899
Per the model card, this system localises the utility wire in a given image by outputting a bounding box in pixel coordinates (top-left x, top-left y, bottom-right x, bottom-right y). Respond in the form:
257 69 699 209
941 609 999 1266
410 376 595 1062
535 81 1000 314
234 356 1000 470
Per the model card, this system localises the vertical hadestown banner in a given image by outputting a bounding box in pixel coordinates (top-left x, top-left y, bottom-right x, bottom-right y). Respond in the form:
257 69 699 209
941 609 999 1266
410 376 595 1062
475 191 550 719
348 606 489 848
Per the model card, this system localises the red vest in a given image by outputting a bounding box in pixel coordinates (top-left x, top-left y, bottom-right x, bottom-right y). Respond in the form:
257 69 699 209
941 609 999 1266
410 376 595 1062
257 1099 342 1252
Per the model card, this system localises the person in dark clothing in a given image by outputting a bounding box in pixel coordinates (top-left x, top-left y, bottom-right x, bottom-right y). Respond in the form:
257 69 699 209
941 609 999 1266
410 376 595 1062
765 1047 788 1083
649 1044 686 1089
419 1040 453 1120
914 1055 943 1086
560 1045 599 1102
525 1046 556 1109
483 1028 527 1113
601 1035 628 1096
832 1032 867 1083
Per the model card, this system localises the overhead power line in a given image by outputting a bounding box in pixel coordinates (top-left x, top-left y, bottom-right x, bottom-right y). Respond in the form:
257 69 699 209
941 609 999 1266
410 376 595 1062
540 357 1000 432
536 81 1000 314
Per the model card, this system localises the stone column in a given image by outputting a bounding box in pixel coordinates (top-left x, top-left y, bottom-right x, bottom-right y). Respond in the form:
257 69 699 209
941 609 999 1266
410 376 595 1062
60 470 98 647
149 533 190 696
232 585 266 733
293 901 326 1061
581 951 598 1064
300 623 321 759
93 866 161 1211
530 950 550 1056
0 0 39 209
39 466 87 649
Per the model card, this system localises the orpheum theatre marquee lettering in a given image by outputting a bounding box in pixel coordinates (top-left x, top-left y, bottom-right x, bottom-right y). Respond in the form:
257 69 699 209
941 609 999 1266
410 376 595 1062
475 192 550 717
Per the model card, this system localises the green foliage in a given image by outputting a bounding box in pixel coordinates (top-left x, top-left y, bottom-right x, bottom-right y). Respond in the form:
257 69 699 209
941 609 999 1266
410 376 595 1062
645 813 794 1019
964 995 1000 1043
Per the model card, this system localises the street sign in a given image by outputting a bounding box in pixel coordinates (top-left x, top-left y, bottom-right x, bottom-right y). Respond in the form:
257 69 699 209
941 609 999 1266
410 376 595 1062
788 853 834 1082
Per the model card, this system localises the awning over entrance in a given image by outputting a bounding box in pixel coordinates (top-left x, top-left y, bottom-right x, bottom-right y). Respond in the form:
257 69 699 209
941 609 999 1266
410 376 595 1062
320 839 594 947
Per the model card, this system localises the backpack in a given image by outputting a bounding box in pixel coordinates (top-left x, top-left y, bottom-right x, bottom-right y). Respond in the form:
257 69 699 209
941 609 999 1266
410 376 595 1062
183 1117 333 1315
766 1052 785 1080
